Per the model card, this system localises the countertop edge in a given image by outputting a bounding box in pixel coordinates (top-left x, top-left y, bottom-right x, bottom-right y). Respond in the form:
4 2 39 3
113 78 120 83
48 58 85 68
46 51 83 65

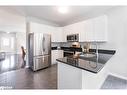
56 59 102 74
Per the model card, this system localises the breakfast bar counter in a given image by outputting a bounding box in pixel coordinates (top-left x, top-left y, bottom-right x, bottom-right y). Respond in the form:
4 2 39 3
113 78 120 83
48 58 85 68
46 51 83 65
56 50 115 89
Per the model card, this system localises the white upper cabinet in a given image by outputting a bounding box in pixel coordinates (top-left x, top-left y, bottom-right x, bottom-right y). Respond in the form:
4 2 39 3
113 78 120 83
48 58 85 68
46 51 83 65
28 22 64 42
80 19 94 42
51 27 63 42
28 15 108 42
75 15 107 42
80 15 108 42
29 22 52 34
62 27 68 42
62 22 83 42
62 25 77 42
63 15 108 42
93 15 108 41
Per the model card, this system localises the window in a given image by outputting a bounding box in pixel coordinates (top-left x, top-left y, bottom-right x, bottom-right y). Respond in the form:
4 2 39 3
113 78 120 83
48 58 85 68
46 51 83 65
2 38 10 46
11 37 14 49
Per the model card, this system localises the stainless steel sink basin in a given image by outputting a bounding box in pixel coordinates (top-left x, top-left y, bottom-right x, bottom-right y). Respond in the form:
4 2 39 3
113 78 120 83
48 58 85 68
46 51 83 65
79 53 96 58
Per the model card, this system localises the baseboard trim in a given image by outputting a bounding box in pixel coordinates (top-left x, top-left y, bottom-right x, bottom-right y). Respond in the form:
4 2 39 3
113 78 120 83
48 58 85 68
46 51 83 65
25 66 29 68
108 72 127 80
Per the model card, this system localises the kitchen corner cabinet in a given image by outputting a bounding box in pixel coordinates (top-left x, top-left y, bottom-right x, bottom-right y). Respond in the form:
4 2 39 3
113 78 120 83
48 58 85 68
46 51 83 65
51 50 63 65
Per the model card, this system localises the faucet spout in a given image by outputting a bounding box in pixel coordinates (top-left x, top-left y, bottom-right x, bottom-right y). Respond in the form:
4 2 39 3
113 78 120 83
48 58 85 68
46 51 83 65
95 42 98 58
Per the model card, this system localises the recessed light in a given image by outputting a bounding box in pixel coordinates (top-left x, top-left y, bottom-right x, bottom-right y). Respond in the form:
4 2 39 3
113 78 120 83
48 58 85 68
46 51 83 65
6 32 10 34
58 6 69 14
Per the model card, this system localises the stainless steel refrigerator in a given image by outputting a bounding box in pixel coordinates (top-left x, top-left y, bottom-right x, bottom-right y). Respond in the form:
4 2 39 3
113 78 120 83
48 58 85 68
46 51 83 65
28 33 51 71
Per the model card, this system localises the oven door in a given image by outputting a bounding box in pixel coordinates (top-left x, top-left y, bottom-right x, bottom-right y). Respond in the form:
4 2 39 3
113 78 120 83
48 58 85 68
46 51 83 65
64 51 74 57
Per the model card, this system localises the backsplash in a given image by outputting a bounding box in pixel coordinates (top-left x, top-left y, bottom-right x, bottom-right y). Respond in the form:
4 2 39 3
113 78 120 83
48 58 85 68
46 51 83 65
51 42 105 49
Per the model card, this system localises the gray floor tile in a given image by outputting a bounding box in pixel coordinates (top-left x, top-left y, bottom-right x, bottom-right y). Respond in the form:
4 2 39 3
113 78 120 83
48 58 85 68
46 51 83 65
101 75 127 89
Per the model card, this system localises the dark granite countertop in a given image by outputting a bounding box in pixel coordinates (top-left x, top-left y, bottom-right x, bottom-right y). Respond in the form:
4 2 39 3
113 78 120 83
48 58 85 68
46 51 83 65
56 53 114 73
52 47 116 54
51 47 58 50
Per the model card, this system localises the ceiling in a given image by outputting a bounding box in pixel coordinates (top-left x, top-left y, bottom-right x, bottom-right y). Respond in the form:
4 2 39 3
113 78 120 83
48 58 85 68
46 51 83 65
0 6 115 26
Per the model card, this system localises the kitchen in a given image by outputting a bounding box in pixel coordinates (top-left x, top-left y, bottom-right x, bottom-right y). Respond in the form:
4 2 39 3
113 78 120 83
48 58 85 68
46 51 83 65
0 6 127 89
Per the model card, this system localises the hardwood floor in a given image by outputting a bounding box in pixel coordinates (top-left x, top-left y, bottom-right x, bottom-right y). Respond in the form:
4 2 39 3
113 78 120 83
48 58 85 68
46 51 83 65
0 54 25 74
0 64 57 89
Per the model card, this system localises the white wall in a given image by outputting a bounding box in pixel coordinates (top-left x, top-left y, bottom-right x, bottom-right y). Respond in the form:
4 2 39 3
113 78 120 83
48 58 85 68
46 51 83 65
0 33 16 53
16 32 26 54
26 16 60 27
99 7 127 77
0 9 26 54
0 9 26 32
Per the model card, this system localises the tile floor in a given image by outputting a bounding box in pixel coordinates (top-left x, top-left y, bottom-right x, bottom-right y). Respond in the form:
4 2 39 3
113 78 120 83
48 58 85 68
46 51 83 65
101 75 127 89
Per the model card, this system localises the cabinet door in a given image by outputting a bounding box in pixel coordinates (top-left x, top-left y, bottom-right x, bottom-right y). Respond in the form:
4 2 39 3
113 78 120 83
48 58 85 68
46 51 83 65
56 27 63 42
80 15 107 42
62 26 69 42
33 55 50 71
84 19 94 41
76 21 86 42
51 27 63 42
58 62 82 89
52 50 59 64
93 15 107 41
64 25 74 35
52 50 63 65
63 23 84 42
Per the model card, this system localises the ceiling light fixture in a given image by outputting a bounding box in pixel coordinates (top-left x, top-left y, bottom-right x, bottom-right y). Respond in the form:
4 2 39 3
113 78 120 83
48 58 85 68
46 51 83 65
58 6 69 14
6 32 10 34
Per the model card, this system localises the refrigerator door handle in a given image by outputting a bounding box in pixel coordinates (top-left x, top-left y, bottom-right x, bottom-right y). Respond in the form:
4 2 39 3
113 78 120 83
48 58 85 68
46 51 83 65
42 36 45 52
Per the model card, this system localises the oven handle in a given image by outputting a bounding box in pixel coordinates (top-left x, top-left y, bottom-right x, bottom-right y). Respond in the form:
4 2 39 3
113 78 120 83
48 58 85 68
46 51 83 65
64 51 74 54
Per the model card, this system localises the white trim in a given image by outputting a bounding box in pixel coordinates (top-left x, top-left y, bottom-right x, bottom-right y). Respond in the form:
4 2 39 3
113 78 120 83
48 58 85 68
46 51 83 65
25 65 29 68
108 72 127 80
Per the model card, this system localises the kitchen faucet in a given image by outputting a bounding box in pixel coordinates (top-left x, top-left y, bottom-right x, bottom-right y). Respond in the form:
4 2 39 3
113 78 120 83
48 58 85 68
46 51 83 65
95 42 99 58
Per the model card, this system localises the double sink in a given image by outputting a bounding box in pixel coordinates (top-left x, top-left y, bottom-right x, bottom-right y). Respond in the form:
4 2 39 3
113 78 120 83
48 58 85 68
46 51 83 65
78 52 109 64
79 53 96 58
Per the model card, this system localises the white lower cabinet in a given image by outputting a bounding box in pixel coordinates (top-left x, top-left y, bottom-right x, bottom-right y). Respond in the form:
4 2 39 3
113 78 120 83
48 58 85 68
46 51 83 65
57 62 108 89
51 50 63 65
58 62 82 89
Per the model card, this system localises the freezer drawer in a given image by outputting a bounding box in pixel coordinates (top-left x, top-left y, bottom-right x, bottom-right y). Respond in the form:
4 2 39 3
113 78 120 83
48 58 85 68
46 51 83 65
33 55 51 71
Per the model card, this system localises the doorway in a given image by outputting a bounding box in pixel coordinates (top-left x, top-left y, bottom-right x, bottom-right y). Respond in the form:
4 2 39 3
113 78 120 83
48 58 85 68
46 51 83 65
0 32 26 74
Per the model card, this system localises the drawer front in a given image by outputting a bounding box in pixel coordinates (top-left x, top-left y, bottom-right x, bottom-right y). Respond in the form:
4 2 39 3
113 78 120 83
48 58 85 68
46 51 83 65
33 55 51 71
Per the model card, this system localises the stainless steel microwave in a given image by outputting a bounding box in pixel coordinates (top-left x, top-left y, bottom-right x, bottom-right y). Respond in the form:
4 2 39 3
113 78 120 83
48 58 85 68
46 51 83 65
67 34 79 42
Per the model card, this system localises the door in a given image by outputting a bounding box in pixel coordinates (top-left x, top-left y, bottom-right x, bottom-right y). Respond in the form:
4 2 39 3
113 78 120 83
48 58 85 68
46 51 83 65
33 33 44 56
33 55 50 71
84 19 94 41
43 34 51 55
93 15 107 41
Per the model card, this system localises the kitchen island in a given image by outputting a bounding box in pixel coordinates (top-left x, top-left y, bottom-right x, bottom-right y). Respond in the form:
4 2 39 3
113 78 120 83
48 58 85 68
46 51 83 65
56 51 115 89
